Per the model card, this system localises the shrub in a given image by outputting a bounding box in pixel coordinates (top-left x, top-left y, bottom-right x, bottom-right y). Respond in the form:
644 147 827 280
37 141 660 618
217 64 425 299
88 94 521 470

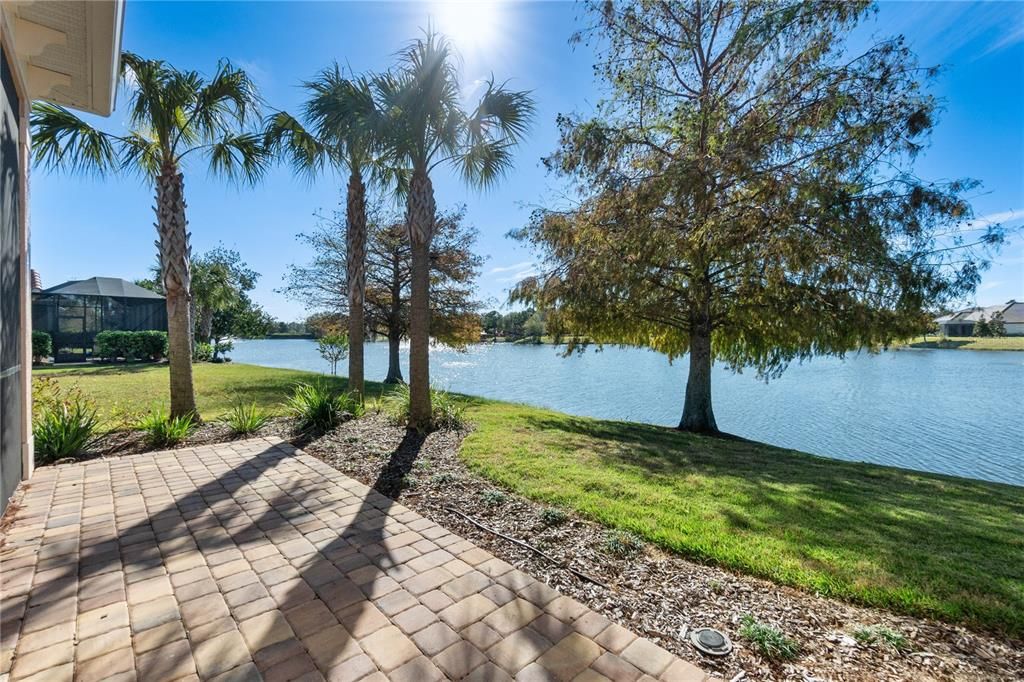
193 342 214 362
383 383 466 431
134 331 168 360
481 489 508 507
138 409 197 447
539 507 568 526
739 615 800 661
32 380 98 463
93 330 166 361
286 381 360 433
222 402 270 436
95 330 134 360
602 529 644 558
212 340 234 362
430 472 459 486
31 331 52 363
852 625 909 652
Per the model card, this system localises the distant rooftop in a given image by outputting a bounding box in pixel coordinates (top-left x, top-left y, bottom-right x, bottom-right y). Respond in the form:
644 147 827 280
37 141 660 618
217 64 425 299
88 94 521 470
40 277 164 300
937 300 1022 323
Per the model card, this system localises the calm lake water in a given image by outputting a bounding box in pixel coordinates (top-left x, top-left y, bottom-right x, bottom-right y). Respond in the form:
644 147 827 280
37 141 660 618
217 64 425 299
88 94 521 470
232 339 1024 486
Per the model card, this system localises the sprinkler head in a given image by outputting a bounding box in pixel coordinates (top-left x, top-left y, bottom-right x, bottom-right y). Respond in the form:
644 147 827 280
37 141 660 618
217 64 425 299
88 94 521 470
690 627 733 656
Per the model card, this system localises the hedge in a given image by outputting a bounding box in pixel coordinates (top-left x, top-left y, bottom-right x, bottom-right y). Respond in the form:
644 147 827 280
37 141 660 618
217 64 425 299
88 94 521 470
32 331 52 362
94 330 168 361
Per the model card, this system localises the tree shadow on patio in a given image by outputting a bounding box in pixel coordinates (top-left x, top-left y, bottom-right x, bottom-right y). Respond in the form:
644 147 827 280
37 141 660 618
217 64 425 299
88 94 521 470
5 431 489 680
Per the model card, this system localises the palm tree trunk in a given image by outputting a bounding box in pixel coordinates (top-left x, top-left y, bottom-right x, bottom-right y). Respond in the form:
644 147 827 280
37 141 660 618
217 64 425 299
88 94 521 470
155 164 198 419
678 299 717 434
405 168 435 429
346 170 367 401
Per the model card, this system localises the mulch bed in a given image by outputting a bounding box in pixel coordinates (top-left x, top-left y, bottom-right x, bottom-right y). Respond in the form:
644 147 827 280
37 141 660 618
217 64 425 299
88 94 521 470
59 418 296 462
39 413 1023 680
299 414 1024 682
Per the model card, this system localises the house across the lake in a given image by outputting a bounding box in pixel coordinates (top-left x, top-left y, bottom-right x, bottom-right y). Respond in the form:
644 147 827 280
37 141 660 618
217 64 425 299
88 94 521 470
935 300 1024 336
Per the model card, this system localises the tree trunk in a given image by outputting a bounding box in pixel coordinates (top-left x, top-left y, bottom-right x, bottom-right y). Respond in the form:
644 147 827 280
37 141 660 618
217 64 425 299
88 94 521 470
346 170 367 401
405 168 435 429
384 250 404 385
385 332 403 384
155 164 198 419
679 309 717 433
198 306 213 345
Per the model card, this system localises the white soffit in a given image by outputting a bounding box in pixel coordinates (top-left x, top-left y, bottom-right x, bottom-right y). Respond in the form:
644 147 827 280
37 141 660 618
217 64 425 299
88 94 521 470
8 0 124 116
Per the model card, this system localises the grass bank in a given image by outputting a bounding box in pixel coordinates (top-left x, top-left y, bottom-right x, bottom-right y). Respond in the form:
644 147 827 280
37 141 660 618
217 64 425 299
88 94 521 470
39 363 1024 636
904 336 1024 350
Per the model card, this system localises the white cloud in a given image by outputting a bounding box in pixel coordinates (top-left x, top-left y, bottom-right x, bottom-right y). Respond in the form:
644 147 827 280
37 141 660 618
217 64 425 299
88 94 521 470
962 208 1024 231
983 22 1024 57
495 267 539 283
487 260 534 275
234 58 271 88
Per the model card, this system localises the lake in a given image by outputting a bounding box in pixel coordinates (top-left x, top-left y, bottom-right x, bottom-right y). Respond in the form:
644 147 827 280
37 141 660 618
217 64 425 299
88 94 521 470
231 339 1024 486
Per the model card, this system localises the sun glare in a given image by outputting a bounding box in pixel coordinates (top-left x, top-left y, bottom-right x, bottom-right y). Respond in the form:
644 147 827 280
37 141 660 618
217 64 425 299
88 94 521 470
432 1 506 63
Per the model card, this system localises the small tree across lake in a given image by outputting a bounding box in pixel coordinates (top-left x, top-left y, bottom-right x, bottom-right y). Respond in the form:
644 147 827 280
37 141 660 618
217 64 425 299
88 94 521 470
318 333 349 376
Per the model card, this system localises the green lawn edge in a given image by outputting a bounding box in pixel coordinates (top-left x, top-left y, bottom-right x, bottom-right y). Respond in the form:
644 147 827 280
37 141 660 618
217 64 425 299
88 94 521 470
902 336 1024 351
459 400 1024 638
38 362 1024 637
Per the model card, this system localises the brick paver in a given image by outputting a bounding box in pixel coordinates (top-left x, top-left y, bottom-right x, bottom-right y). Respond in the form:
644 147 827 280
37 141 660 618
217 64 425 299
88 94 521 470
0 437 714 681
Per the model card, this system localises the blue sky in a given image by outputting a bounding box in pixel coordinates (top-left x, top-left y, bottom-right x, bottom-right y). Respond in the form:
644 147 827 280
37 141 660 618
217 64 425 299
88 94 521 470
30 1 1024 321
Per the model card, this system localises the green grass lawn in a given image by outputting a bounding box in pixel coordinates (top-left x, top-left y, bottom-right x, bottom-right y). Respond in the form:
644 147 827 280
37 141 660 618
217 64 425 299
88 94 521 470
34 362 384 428
38 363 1024 636
460 402 1024 637
904 336 1024 350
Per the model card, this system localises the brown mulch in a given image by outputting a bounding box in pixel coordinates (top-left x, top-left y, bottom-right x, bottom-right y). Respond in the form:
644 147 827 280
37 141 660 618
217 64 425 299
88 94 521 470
298 414 1024 682
56 417 296 462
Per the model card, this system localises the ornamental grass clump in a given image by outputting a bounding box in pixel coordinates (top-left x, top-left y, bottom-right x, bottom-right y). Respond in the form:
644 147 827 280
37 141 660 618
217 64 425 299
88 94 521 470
602 529 644 558
480 489 508 507
853 625 909 652
286 381 361 433
32 378 99 463
139 409 197 447
222 402 270 436
383 383 465 431
739 615 801 661
539 507 568 526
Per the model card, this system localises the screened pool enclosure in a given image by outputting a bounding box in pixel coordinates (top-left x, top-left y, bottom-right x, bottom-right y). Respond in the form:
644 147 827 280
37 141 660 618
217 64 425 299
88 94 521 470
32 277 167 362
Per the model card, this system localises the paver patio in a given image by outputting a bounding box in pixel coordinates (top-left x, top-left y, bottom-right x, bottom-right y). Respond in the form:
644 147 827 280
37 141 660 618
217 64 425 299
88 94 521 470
0 437 713 681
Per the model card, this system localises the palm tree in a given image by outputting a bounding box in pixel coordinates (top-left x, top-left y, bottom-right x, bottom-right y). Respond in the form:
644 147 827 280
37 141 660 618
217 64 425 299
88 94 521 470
377 32 533 428
264 66 379 402
32 52 266 418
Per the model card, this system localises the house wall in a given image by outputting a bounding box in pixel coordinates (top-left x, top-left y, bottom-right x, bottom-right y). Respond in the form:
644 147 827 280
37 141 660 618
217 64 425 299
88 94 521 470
0 16 32 513
1005 323 1024 337
940 322 974 337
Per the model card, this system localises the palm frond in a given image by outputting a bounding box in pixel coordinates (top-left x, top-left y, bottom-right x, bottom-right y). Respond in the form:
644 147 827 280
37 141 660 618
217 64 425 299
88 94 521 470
192 60 262 140
263 110 328 181
471 78 535 144
30 102 119 176
457 139 516 190
121 131 162 177
207 132 268 185
302 64 378 167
